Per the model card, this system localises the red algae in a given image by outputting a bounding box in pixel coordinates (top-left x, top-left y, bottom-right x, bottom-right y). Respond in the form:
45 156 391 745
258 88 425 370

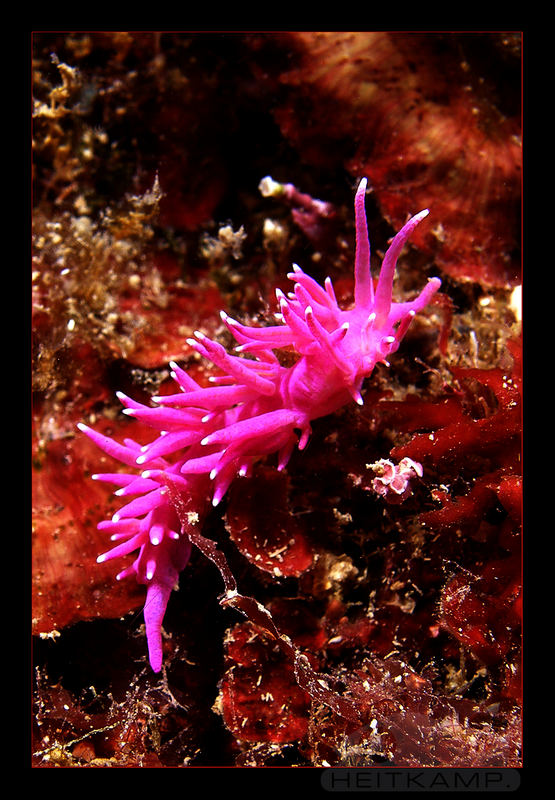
219 620 312 745
32 415 152 633
390 337 522 520
225 467 314 577
261 31 521 288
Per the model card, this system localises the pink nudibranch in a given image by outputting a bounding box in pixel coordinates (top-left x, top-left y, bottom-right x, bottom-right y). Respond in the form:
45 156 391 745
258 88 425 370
79 178 441 671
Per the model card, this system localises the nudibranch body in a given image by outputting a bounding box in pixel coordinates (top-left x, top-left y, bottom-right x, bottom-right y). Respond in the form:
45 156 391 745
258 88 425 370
78 178 441 671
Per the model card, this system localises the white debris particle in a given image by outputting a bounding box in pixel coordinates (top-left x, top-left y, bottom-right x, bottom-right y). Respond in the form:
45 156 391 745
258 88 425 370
39 630 61 641
259 175 284 197
510 284 522 322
